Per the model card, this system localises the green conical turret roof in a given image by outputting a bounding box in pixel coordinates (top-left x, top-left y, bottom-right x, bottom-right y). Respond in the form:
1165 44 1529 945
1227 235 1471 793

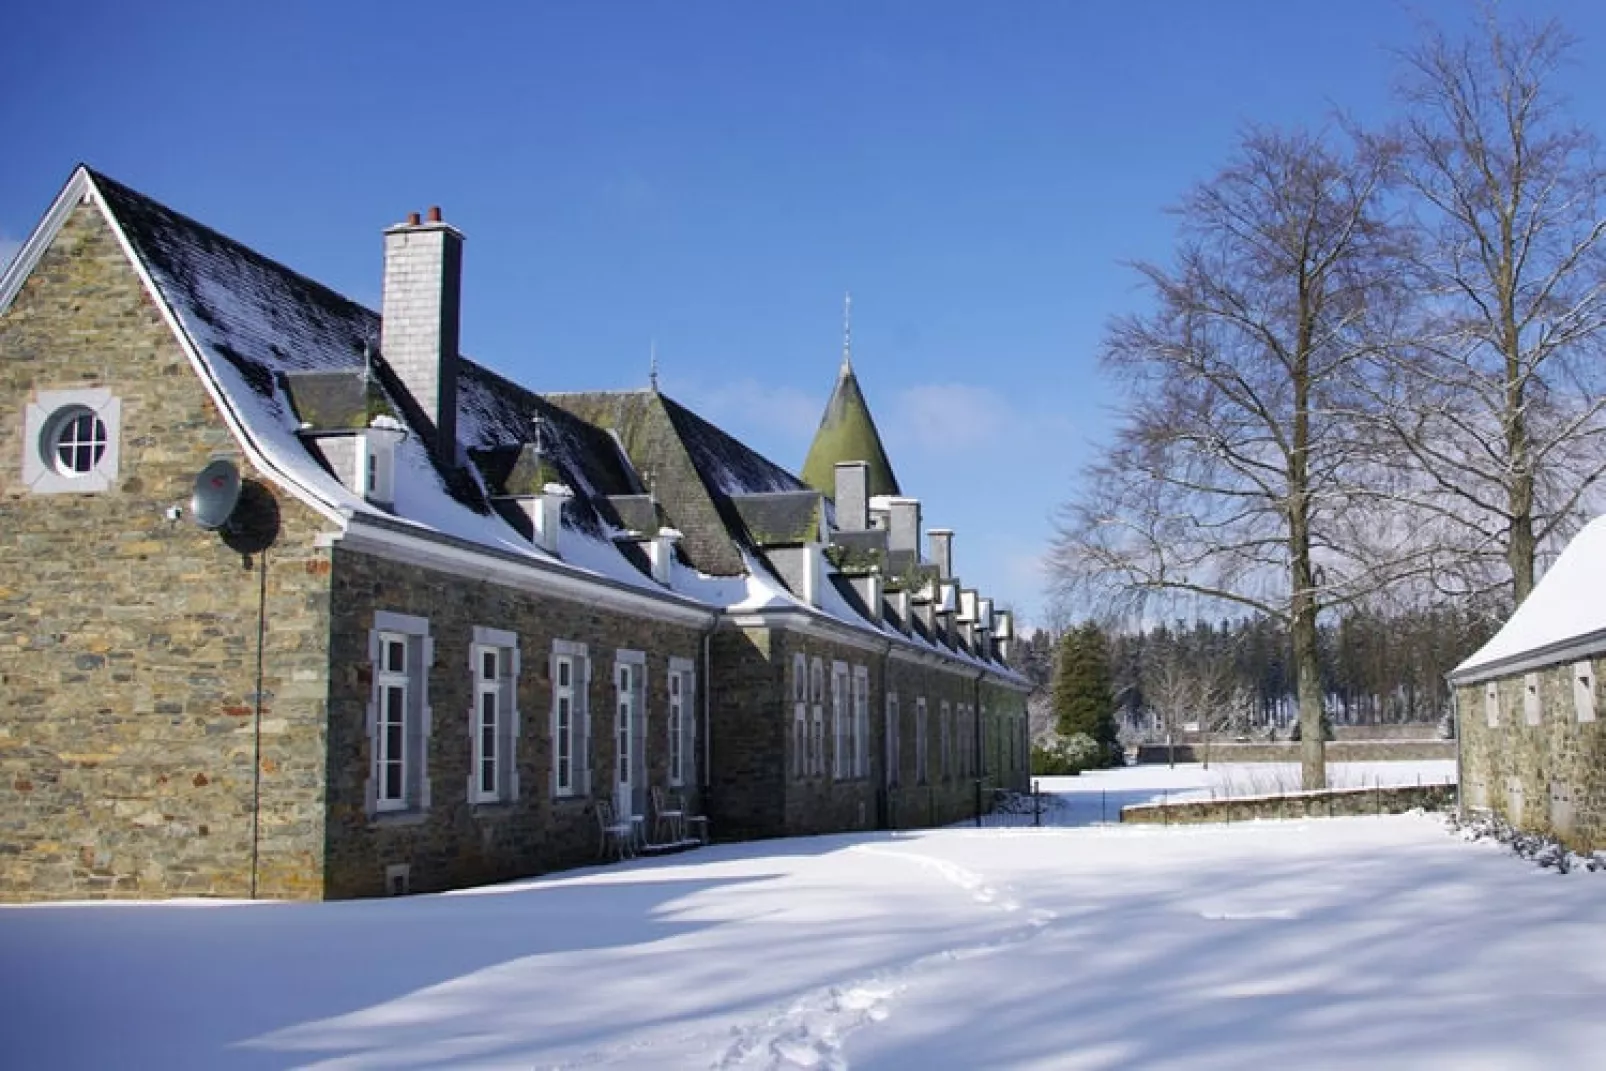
801 352 900 499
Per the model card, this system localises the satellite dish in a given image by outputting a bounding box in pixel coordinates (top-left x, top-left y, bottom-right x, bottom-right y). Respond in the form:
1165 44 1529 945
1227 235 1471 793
191 459 243 531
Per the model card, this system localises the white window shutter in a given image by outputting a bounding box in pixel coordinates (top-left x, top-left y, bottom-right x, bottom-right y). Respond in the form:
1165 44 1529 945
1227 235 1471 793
580 656 593 796
417 634 435 811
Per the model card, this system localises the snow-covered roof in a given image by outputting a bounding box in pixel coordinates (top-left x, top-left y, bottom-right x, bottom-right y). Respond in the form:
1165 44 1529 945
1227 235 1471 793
2 166 1023 685
1451 514 1606 683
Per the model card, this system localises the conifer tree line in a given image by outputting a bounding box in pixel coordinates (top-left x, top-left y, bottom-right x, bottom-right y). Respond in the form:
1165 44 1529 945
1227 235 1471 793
1050 10 1606 787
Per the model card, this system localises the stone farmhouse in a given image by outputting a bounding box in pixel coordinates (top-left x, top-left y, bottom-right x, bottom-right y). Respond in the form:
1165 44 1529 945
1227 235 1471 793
1450 518 1606 852
0 167 1028 901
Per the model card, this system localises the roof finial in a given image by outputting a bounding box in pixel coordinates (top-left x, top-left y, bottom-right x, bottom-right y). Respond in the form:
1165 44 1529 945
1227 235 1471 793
649 338 660 392
841 291 853 373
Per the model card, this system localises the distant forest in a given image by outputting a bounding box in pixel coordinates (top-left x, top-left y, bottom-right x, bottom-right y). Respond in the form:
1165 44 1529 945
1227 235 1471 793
1012 604 1502 734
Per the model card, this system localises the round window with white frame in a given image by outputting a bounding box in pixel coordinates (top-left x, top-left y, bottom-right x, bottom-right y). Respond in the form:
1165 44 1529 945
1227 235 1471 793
44 406 109 477
22 388 122 494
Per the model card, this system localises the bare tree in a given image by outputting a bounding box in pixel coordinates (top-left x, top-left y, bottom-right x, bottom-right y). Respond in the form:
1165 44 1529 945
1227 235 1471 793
1053 128 1401 789
1378 13 1606 604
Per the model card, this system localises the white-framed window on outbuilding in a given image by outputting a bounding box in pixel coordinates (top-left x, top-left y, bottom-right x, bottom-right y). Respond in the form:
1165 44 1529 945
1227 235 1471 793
22 388 122 494
1485 682 1500 729
668 656 696 787
551 640 591 798
1574 661 1597 723
852 666 870 779
367 610 432 817
792 654 808 780
939 700 952 781
810 658 826 777
469 627 519 805
1523 672 1542 726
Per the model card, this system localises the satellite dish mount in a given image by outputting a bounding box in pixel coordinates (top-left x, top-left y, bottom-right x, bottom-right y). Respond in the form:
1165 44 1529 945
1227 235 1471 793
191 458 243 532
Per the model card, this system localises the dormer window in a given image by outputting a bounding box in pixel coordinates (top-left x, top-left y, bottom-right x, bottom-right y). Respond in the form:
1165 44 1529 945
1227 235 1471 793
361 418 403 507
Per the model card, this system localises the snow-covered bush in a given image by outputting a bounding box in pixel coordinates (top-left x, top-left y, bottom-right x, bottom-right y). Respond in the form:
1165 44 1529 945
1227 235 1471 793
1446 811 1606 874
1031 732 1102 776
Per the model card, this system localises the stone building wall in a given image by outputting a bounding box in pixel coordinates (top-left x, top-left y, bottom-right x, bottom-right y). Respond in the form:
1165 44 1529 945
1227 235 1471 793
1120 783 1455 825
1456 661 1606 853
0 203 336 901
323 546 708 898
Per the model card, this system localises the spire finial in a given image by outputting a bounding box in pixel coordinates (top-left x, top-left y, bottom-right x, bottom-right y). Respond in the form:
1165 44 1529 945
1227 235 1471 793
649 338 659 392
841 291 853 373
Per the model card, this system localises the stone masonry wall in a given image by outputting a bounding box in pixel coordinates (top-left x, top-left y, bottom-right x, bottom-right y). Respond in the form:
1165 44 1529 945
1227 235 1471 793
1120 783 1456 825
1457 661 1606 853
0 202 335 901
324 546 706 898
1134 740 1455 765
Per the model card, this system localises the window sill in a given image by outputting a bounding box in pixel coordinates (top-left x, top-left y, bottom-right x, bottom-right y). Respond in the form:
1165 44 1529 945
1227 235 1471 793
370 809 429 828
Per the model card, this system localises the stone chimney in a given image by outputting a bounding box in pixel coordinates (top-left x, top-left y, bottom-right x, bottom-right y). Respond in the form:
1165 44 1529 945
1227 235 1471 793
928 528 953 579
886 497 921 557
834 461 869 532
382 206 463 458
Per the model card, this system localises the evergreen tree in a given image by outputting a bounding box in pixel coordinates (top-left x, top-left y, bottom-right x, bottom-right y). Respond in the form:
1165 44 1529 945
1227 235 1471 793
1051 623 1120 764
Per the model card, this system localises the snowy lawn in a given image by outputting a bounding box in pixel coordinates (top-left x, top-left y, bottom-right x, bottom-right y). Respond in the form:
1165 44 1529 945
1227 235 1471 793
1036 760 1457 826
5 768 1600 1070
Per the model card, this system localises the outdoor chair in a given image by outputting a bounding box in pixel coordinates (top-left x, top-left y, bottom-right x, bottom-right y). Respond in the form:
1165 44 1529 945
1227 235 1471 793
652 785 686 844
596 799 635 861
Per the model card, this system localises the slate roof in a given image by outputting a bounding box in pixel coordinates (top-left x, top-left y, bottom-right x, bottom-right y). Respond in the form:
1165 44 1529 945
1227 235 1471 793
800 357 900 499
2 166 1024 682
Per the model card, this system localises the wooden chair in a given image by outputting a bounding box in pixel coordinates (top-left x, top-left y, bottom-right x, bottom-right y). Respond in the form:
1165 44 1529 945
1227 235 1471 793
596 799 635 861
652 785 686 844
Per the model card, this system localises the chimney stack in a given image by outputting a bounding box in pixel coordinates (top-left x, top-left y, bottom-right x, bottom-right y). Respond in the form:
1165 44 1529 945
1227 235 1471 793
928 528 953 579
834 461 869 532
382 208 463 459
886 497 921 556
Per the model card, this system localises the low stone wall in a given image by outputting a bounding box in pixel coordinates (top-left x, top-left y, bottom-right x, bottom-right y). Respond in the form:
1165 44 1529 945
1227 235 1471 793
1133 740 1453 764
1121 783 1457 825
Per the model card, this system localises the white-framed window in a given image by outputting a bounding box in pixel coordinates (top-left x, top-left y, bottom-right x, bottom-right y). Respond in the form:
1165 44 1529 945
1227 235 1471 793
810 658 825 777
22 388 122 494
1524 672 1542 726
958 704 971 778
852 666 870 779
939 700 953 781
1485 682 1500 729
885 691 900 788
914 698 929 785
469 626 519 804
615 651 646 794
367 610 431 817
841 661 854 780
1574 662 1596 724
551 640 591 798
793 653 808 780
669 656 696 787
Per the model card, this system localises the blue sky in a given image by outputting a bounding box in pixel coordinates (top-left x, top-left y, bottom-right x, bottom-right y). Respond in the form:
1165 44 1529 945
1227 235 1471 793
4 1 1605 628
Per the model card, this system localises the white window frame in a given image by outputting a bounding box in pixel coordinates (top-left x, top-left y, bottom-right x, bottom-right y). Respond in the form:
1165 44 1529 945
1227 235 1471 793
1524 672 1542 726
852 665 870 779
22 388 122 494
915 697 929 785
885 691 900 789
793 653 808 780
367 610 431 818
551 640 591 798
669 656 696 787
810 658 826 777
939 700 952 781
1574 661 1597 724
469 626 520 805
831 661 850 780
1485 682 1500 729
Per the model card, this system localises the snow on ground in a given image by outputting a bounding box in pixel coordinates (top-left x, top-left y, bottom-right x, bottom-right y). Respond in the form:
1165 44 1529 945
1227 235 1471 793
5 764 1600 1071
1036 760 1458 827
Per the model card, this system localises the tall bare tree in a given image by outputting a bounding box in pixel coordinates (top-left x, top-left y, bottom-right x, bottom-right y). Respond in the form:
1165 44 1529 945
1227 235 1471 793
1380 13 1606 604
1053 128 1400 789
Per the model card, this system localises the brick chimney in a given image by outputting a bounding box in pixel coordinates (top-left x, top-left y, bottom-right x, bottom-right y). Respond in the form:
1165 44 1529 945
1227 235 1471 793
381 206 463 458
